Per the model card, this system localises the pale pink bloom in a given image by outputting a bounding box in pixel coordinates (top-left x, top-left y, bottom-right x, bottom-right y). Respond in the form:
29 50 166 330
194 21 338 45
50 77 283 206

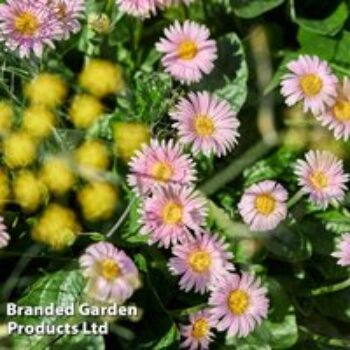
238 180 288 231
0 0 62 57
180 310 215 350
139 185 207 248
294 150 348 209
127 139 196 195
0 217 10 248
317 78 350 140
281 55 337 115
208 272 269 338
170 91 240 157
168 232 234 294
156 21 217 84
332 233 350 266
116 0 158 17
79 242 141 304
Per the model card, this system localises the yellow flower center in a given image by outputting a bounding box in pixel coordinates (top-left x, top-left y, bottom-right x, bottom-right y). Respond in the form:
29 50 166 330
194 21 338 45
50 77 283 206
15 12 39 36
310 171 328 190
188 250 212 273
191 318 209 339
194 115 215 137
162 201 183 225
228 289 250 315
101 259 120 281
332 100 350 122
177 40 198 60
255 194 276 215
151 161 173 182
300 74 323 97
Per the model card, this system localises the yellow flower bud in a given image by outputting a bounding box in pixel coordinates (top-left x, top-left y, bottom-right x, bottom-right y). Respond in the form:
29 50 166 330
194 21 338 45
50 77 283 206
22 105 56 139
69 94 104 129
24 73 67 108
113 122 150 162
3 131 37 169
40 157 76 196
78 181 118 221
88 13 111 34
0 100 13 135
13 171 46 213
32 204 81 250
75 140 110 177
79 59 125 98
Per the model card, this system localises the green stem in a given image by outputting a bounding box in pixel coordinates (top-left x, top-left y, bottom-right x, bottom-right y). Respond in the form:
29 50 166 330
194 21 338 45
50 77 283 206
299 326 350 347
310 277 350 296
199 139 278 196
287 189 304 208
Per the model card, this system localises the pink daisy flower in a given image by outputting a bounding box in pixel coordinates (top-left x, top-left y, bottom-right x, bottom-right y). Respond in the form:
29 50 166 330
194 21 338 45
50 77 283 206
0 217 10 249
168 232 234 294
317 78 350 140
332 233 350 266
139 185 207 248
127 139 197 195
238 180 288 231
0 0 62 57
208 272 269 338
156 21 217 84
281 55 337 115
170 91 240 157
116 0 158 18
294 150 348 209
180 310 215 350
79 242 141 304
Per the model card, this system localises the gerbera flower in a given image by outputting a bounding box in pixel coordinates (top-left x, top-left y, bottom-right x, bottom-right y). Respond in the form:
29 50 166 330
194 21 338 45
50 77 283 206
0 0 62 57
139 185 207 248
294 150 348 209
317 78 350 140
180 310 215 350
128 139 197 195
116 0 158 18
281 55 337 115
238 180 288 231
156 21 217 84
168 232 234 294
0 217 10 249
332 233 350 266
79 242 141 304
208 272 269 338
170 91 240 157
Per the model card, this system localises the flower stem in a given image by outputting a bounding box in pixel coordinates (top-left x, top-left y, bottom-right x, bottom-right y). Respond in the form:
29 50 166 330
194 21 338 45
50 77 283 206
287 189 304 208
310 277 350 296
199 139 278 196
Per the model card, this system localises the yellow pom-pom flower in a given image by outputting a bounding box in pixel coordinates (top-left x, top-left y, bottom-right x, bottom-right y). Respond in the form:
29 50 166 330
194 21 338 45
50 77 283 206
22 105 56 139
40 157 76 196
32 204 81 250
78 181 118 221
3 131 37 169
75 140 110 176
13 171 46 213
0 100 13 135
113 122 150 162
24 73 67 108
0 169 10 211
69 94 104 129
79 59 125 98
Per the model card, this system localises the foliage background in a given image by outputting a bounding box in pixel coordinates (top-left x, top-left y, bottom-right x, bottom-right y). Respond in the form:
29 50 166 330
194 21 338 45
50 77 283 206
1 0 350 349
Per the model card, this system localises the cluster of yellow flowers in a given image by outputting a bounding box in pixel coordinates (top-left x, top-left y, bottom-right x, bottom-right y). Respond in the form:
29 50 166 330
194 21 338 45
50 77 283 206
0 59 151 250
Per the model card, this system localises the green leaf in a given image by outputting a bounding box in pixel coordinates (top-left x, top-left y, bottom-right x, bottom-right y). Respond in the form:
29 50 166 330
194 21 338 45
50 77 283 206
10 270 86 350
292 1 348 36
153 325 179 350
316 209 350 234
192 33 248 114
232 0 285 19
51 334 105 350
